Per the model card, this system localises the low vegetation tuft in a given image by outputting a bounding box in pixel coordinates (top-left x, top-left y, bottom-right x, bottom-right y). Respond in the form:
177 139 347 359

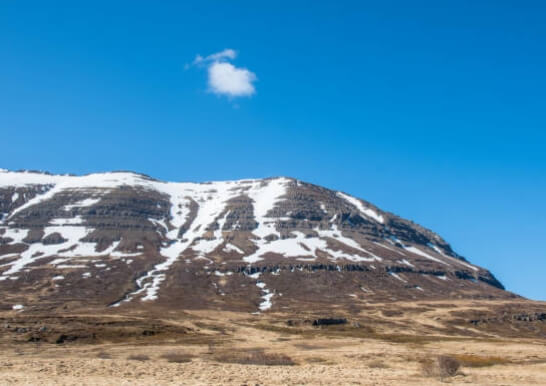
305 357 329 364
127 354 150 361
367 359 389 369
422 355 461 378
213 349 296 366
96 351 112 359
161 352 194 363
453 354 511 367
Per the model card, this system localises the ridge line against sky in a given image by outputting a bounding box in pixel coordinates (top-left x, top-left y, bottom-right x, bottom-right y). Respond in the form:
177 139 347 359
0 1 544 300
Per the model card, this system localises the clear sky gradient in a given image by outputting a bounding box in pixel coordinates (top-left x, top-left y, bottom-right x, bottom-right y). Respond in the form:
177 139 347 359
1 1 544 300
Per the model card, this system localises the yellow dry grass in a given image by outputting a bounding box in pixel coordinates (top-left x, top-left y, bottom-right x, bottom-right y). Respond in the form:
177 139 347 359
1 299 545 385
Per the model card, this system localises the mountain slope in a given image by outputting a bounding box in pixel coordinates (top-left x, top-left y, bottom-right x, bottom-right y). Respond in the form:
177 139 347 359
0 169 510 313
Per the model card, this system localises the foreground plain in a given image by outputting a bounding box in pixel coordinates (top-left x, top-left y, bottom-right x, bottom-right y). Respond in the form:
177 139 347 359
1 299 545 385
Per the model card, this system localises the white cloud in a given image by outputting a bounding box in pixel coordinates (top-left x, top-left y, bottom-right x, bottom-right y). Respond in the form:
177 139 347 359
188 48 257 98
208 62 256 97
193 49 237 65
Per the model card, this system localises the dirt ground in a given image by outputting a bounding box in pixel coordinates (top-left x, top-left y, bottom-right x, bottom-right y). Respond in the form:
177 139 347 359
1 300 545 385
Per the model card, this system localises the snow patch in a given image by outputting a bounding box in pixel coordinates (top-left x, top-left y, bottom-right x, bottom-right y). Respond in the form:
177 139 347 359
223 243 244 254
372 241 404 255
63 198 101 211
49 216 84 225
259 289 274 311
389 272 407 283
244 226 381 264
1 228 29 244
398 259 415 268
403 245 449 266
336 192 384 223
428 243 478 271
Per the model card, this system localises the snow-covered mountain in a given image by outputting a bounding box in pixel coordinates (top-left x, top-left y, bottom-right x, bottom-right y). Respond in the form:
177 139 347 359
0 169 509 313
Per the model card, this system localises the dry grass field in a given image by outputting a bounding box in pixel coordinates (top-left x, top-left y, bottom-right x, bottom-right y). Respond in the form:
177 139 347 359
1 299 545 385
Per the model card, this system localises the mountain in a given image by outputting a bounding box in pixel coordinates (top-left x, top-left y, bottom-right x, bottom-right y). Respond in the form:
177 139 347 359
0 169 510 314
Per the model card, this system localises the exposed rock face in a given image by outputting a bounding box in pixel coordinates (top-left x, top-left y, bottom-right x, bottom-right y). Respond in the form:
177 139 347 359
0 170 511 313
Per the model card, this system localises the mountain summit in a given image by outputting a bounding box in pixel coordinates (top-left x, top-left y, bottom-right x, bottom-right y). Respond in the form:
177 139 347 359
0 169 509 313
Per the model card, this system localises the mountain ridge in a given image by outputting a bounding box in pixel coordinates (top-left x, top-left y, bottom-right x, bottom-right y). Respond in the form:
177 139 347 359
0 168 509 314
0 169 465 252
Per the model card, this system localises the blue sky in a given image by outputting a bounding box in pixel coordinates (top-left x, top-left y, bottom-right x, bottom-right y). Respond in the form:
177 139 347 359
1 1 545 300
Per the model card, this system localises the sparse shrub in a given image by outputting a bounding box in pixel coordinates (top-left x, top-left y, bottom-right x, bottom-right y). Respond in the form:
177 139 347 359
293 343 325 350
127 354 150 361
206 342 216 354
96 351 111 359
438 355 460 377
276 337 291 342
305 357 329 364
367 359 389 369
454 354 510 367
422 355 460 378
421 358 437 377
214 349 295 366
161 352 193 363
